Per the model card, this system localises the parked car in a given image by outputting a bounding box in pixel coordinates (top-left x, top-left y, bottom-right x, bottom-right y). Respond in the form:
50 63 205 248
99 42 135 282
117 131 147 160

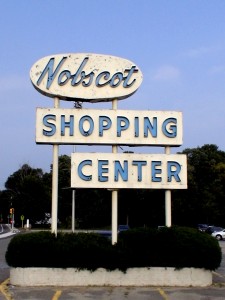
212 229 225 240
118 225 130 232
197 224 209 232
158 226 166 230
205 226 223 235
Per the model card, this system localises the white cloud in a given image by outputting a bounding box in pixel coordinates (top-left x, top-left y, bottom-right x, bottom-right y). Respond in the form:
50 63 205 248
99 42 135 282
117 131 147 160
152 65 181 81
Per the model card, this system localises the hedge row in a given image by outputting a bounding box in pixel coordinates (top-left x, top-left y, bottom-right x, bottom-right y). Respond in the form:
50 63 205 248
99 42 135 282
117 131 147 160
5 226 222 271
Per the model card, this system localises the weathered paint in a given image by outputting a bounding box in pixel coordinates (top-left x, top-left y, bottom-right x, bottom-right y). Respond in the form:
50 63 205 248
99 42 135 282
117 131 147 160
30 53 143 102
36 108 183 146
71 153 187 189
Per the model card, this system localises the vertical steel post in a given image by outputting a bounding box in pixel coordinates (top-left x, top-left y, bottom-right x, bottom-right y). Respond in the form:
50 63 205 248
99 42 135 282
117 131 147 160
71 145 76 233
111 99 118 245
165 146 172 227
12 212 14 230
51 97 60 236
72 189 75 232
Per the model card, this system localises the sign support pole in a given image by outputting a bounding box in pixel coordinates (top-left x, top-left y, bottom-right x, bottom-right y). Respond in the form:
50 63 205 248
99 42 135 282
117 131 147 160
165 146 172 227
72 189 75 232
51 97 60 236
71 105 78 233
111 99 118 245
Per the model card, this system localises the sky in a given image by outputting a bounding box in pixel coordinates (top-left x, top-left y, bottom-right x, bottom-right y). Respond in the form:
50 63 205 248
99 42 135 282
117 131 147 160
1 1 225 189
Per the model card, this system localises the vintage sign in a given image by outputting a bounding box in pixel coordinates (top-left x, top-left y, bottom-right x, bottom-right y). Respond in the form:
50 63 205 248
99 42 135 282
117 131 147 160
30 53 143 102
71 153 187 189
36 108 183 146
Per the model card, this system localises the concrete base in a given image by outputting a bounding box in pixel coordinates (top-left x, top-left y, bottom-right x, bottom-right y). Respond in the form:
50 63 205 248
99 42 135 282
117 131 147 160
10 267 212 287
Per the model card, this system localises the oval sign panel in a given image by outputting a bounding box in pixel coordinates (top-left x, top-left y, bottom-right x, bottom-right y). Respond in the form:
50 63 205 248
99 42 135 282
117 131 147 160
30 53 143 102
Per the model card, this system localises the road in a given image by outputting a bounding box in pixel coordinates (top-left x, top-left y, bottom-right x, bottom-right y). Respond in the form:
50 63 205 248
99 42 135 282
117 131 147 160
0 231 225 299
0 225 10 236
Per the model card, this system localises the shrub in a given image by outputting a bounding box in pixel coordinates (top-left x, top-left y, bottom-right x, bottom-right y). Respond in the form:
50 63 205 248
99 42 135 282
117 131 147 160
116 226 222 270
5 226 222 271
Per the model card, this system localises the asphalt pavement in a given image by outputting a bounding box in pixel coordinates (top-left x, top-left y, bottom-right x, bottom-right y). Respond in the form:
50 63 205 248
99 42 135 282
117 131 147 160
0 230 225 299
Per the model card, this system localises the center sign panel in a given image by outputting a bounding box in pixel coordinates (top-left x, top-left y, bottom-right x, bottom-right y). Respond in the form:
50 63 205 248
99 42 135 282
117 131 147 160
71 153 187 189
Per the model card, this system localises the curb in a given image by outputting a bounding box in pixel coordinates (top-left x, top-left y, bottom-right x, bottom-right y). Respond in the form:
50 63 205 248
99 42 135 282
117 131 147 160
10 267 212 287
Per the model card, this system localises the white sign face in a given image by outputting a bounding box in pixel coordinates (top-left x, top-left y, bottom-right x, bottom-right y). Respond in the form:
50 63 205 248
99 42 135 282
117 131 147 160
71 153 187 189
30 53 143 102
36 108 183 146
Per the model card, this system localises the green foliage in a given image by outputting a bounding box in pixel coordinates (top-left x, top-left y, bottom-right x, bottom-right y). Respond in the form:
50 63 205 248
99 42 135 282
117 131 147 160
5 227 222 271
1 164 51 225
117 227 222 270
174 144 225 227
6 231 116 270
2 144 225 229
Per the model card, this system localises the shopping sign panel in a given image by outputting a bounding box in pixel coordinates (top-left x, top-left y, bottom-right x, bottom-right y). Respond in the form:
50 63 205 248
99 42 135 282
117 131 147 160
71 153 187 189
36 108 183 146
30 53 143 102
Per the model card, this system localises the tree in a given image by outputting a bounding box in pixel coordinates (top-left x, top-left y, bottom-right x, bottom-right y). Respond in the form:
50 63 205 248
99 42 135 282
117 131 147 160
51 155 112 229
173 144 225 227
57 155 72 227
2 164 51 225
118 189 165 228
2 144 225 229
